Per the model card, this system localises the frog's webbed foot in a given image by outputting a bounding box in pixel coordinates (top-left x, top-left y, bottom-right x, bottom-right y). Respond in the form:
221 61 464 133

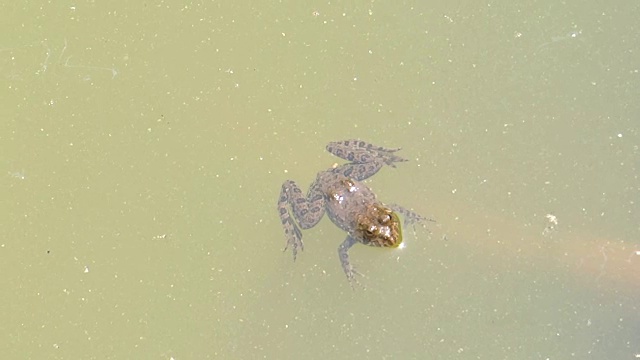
388 204 435 231
282 223 304 261
339 255 364 289
344 265 365 290
373 146 407 168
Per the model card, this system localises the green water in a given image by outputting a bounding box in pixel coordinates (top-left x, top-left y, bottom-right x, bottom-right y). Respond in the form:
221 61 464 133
1 1 639 359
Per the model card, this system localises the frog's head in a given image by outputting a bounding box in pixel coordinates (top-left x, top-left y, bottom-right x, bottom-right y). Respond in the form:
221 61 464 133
356 204 402 248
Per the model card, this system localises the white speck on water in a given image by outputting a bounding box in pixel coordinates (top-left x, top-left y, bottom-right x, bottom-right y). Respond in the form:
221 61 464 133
9 169 26 180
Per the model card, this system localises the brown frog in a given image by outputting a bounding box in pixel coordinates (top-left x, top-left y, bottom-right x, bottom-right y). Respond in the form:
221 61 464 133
277 140 428 284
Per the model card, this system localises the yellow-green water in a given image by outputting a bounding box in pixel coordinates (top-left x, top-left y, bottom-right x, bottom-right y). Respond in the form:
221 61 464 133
1 1 639 359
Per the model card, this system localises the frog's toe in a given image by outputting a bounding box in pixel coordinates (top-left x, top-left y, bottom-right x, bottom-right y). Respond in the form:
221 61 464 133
382 154 408 168
343 264 364 287
283 236 304 261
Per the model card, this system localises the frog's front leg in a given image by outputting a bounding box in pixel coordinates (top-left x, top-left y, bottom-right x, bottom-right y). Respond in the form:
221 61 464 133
389 204 435 228
278 180 326 261
338 235 363 285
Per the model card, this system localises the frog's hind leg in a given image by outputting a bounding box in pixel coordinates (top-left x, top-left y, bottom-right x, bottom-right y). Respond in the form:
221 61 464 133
333 160 386 182
326 140 407 167
278 180 326 261
278 181 304 260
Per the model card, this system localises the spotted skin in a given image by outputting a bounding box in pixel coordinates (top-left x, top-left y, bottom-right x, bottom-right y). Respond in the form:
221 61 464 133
277 140 429 285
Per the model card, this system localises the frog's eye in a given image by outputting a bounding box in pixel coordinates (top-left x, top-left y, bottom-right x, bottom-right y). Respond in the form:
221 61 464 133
379 214 391 224
364 226 377 236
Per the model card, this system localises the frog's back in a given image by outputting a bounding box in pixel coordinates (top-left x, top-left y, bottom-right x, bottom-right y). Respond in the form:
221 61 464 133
316 169 378 234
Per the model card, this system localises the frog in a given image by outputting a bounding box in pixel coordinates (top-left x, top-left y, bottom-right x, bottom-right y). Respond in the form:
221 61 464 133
277 139 429 285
